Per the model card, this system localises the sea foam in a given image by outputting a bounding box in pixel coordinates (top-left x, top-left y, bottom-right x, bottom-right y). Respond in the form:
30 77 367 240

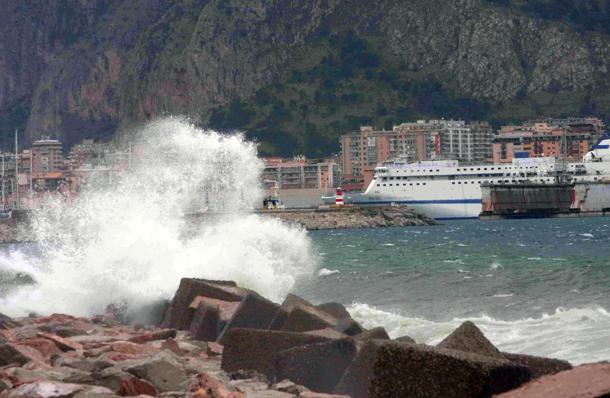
348 302 610 364
0 118 317 317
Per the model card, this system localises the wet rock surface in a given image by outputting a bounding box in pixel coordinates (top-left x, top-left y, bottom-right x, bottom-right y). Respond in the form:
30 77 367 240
0 278 588 398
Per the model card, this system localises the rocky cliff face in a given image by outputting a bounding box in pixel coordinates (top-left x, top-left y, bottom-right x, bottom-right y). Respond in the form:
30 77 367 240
1 0 609 153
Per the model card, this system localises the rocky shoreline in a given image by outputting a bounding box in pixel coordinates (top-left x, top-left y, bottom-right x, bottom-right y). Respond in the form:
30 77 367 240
1 278 609 397
259 206 437 230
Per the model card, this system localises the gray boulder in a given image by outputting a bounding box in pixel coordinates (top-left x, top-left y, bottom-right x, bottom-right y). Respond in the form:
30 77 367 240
125 350 187 392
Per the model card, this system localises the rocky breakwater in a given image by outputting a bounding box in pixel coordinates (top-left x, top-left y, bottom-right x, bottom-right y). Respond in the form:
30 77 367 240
1 278 608 397
260 206 437 230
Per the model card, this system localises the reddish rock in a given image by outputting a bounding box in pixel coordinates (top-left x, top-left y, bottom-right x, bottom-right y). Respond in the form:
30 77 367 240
33 314 79 325
0 343 45 367
162 278 246 330
496 363 610 398
117 377 159 396
4 380 84 397
128 329 176 344
187 373 244 398
19 338 62 360
189 303 220 342
37 332 83 352
99 351 141 362
161 338 183 356
0 329 17 343
111 341 148 355
0 314 20 330
83 345 112 358
207 342 223 357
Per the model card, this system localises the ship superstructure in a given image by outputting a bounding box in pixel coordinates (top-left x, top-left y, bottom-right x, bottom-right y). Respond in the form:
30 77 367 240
356 137 610 220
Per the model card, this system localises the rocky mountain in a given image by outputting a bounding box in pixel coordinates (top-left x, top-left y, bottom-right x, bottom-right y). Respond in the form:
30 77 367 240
1 0 609 155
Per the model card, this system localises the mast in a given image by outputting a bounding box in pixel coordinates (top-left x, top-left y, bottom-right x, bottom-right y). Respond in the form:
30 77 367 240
29 148 33 195
1 154 4 211
14 129 19 210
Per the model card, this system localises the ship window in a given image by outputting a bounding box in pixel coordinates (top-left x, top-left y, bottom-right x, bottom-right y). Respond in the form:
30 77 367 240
423 183 426 185
477 168 481 170
389 184 392 186
382 184 386 186
484 168 488 170
403 183 406 186
410 183 413 186
452 182 455 184
416 183 420 186
458 182 461 184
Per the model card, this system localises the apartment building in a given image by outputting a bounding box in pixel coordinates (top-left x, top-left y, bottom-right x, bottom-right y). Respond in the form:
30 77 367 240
340 120 493 189
492 117 605 163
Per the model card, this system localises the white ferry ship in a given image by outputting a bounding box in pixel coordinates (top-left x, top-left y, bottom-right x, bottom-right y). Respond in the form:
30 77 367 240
350 137 610 220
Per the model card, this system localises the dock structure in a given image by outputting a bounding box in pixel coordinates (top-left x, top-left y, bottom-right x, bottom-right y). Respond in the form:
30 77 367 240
480 181 610 219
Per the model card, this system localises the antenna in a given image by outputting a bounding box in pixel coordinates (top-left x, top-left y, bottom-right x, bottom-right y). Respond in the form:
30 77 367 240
14 129 19 210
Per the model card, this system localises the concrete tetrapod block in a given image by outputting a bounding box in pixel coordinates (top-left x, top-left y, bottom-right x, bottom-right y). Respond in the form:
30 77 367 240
161 278 247 330
316 302 351 319
273 337 358 393
189 302 220 342
217 293 279 343
269 294 315 330
221 328 332 380
369 341 531 398
355 327 390 342
502 352 572 379
336 339 531 398
437 320 504 359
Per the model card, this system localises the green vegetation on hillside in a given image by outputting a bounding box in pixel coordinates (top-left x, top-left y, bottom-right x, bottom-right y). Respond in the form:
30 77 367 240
208 30 609 157
486 0 610 34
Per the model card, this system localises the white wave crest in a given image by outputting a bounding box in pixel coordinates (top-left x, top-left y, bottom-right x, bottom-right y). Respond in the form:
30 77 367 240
0 118 317 317
318 268 340 276
348 302 610 364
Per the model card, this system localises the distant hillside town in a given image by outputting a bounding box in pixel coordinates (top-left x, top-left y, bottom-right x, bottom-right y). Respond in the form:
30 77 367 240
0 138 131 210
1 116 606 210
262 117 605 196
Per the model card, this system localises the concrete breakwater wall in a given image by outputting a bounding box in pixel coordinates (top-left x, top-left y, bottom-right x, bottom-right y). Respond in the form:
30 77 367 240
259 206 437 230
0 277 591 398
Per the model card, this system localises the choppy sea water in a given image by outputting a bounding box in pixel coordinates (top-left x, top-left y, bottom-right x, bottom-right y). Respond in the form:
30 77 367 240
295 218 610 364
